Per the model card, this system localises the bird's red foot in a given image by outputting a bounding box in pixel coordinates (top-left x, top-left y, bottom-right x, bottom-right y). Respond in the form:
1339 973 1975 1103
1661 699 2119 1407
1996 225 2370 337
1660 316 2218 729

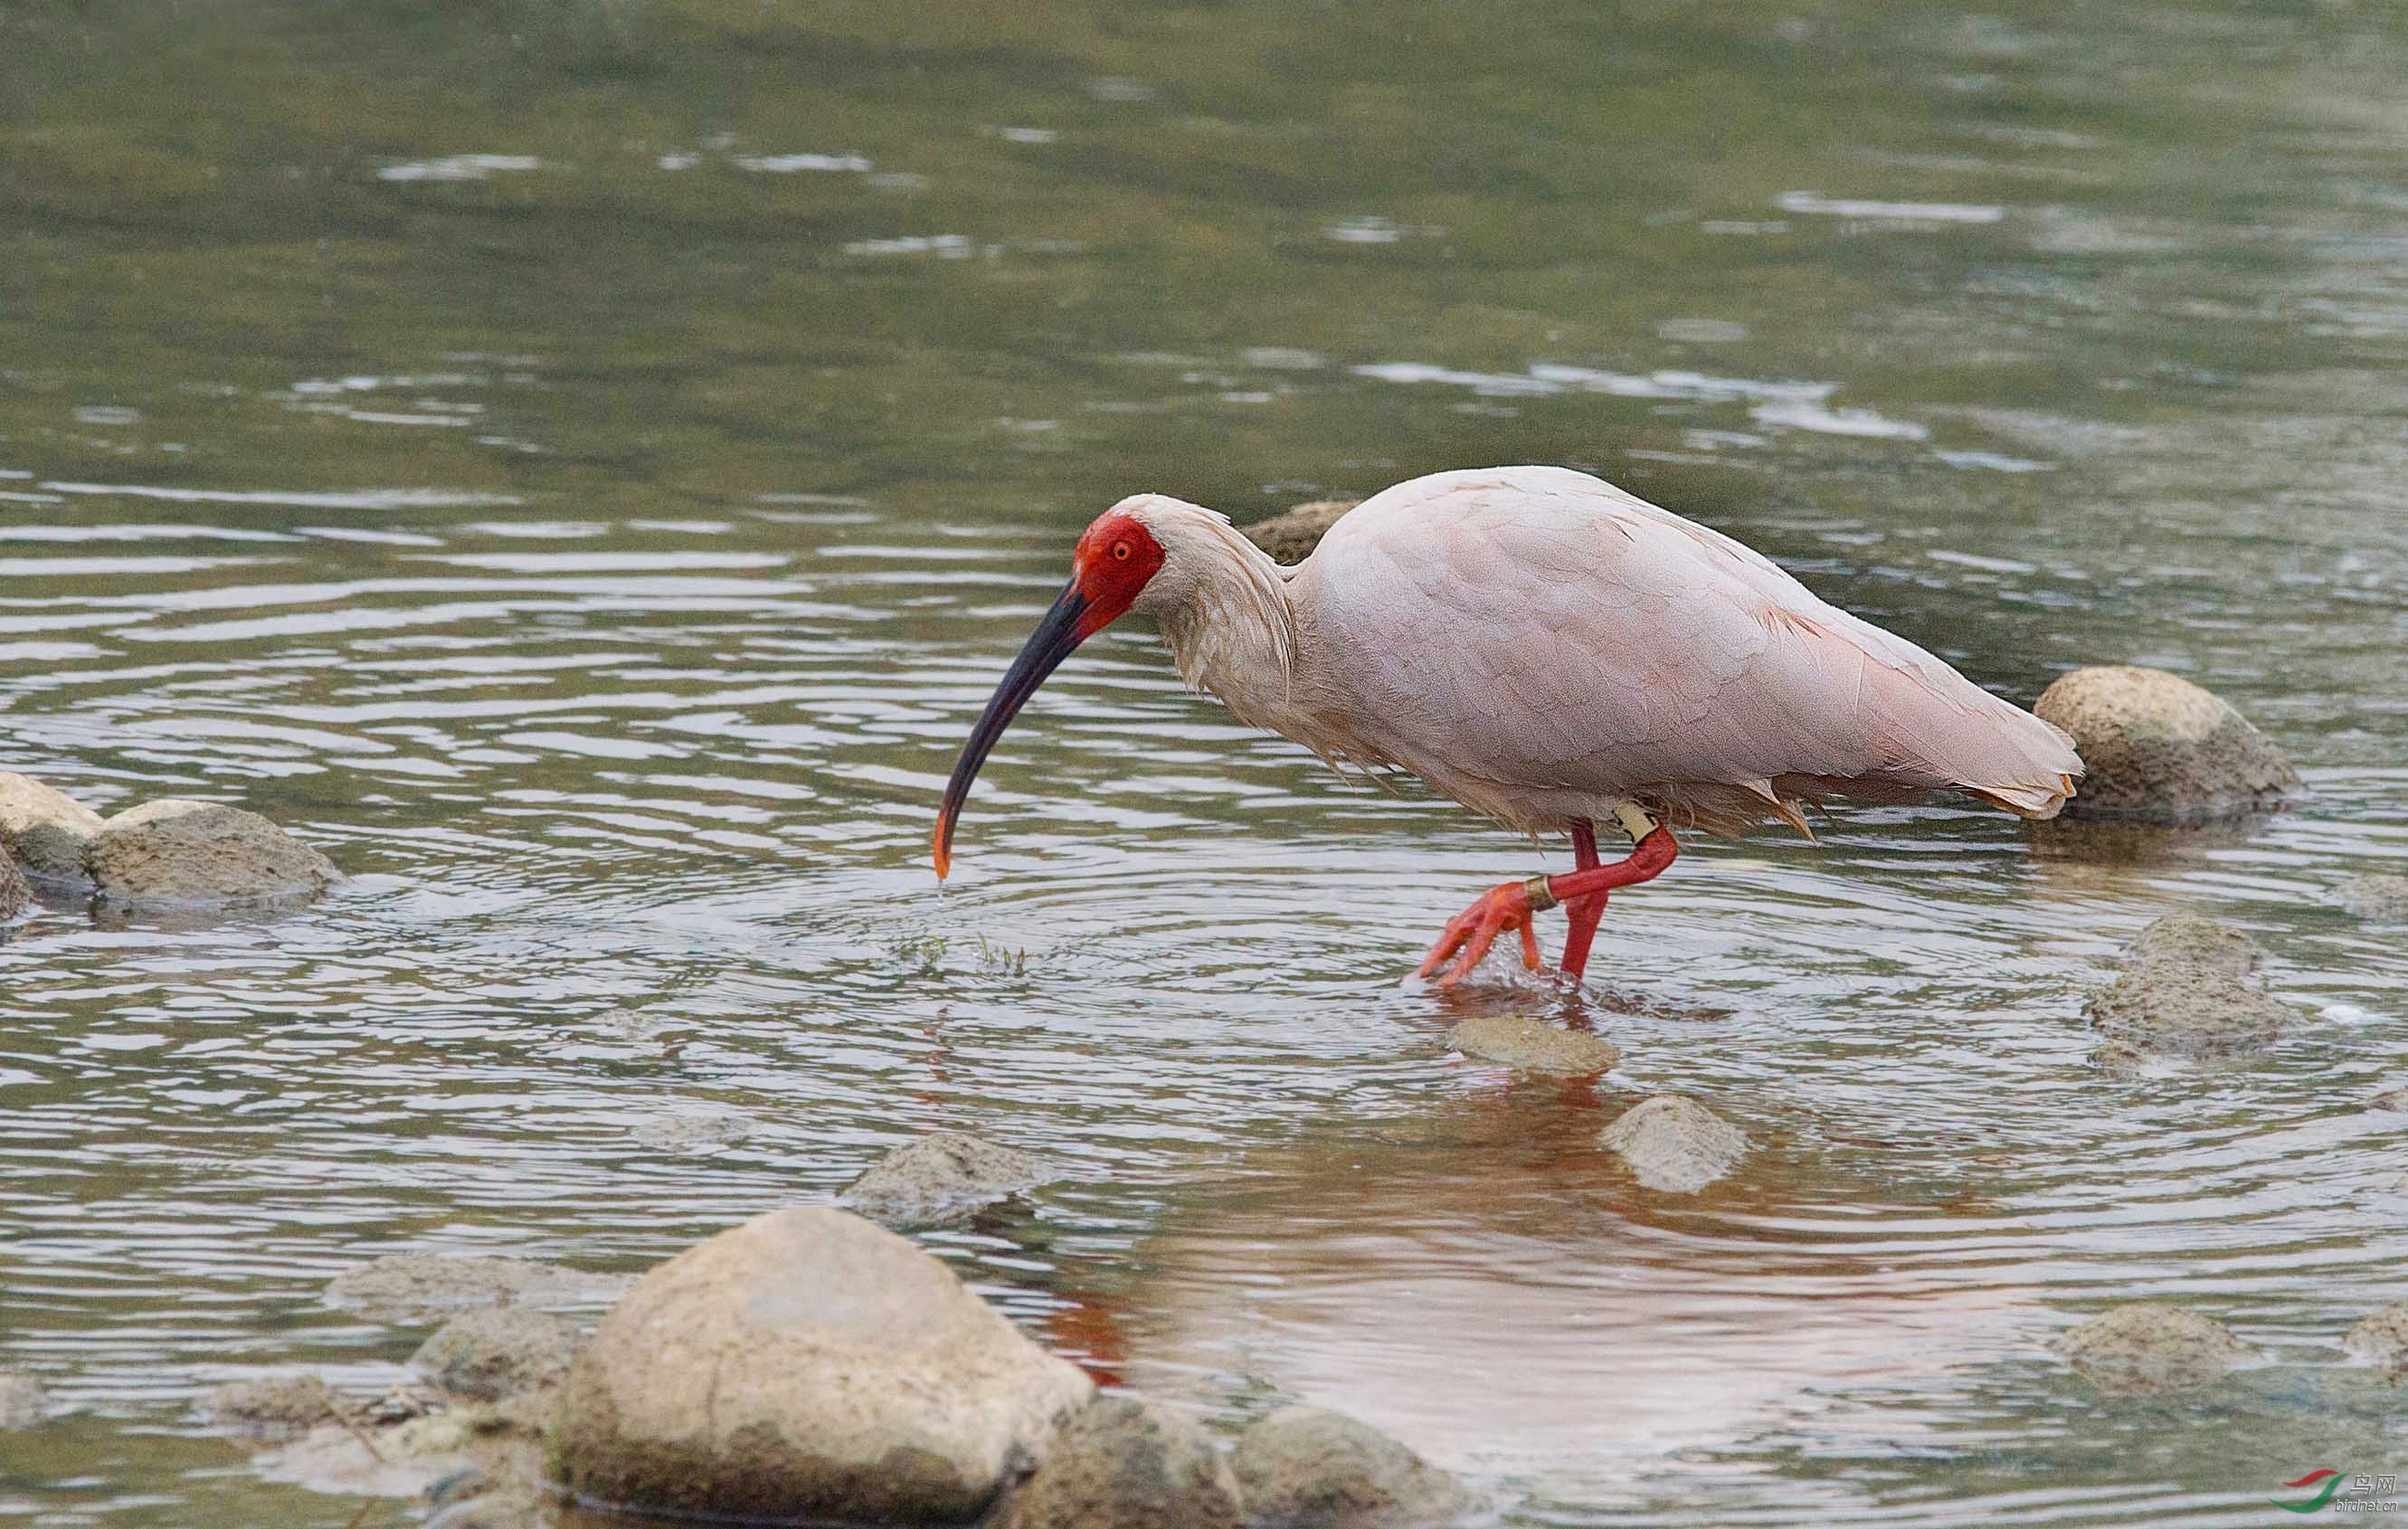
1416 880 1544 987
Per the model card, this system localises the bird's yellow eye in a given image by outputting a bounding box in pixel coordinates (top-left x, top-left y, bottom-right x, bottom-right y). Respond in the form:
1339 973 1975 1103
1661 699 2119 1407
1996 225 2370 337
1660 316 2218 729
1113 542 1132 560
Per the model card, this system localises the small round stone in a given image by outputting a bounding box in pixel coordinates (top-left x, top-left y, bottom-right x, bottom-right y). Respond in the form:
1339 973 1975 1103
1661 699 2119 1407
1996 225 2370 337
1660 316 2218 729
410 1306 579 1400
1597 1096 1748 1193
1448 1015 1618 1076
2084 964 2295 1057
2057 1305 2249 1394
2345 1302 2408 1372
2123 912 2262 979
1231 1405 1474 1529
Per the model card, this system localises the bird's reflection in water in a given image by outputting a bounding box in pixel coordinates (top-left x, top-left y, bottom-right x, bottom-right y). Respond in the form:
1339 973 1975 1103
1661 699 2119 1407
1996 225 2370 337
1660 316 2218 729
1044 1067 2027 1505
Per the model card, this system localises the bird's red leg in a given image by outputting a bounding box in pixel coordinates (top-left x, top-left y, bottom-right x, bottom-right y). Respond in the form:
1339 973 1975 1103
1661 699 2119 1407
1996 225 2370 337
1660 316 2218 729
1560 821 1606 982
1417 822 1680 988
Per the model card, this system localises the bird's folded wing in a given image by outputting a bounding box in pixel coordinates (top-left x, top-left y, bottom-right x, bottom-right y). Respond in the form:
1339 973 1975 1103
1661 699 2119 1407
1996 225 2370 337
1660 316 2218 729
1305 467 2079 808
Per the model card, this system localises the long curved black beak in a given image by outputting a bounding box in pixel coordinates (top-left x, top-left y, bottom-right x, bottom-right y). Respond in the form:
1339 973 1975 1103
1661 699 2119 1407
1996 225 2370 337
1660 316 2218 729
934 579 1090 879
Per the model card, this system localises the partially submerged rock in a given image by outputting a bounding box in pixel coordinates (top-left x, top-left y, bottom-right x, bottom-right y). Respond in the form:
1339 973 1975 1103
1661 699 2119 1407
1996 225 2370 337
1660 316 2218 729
839 1130 1060 1229
1597 1096 1747 1193
1242 499 1360 565
2085 963 2296 1057
208 1373 344 1438
0 847 26 924
2090 1039 2147 1078
988 1396 1241 1529
2033 666 2297 822
2058 1305 2249 1394
87 800 339 907
411 1307 580 1401
629 1108 754 1152
2123 911 2263 979
326 1254 632 1325
0 772 105 884
550 1206 1092 1524
2345 1302 2408 1372
1231 1405 1474 1529
1448 1015 1618 1077
0 1369 45 1429
2337 874 2408 923
257 1413 478 1501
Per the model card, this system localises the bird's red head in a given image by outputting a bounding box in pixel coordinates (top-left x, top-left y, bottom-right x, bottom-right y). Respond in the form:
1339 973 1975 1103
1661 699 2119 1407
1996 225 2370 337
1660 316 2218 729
934 508 1167 878
1067 509 1167 636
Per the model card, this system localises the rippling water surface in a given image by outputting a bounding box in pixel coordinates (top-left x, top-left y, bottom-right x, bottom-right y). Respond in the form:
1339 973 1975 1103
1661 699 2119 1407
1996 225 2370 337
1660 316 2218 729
5 1 2408 1524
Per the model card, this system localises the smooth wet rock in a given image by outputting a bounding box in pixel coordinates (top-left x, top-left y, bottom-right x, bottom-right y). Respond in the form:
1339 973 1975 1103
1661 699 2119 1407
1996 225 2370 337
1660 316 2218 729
0 1370 45 1429
1242 499 1360 565
839 1130 1060 1229
551 1206 1092 1524
0 847 26 923
209 1373 344 1438
412 1307 579 1401
0 772 106 884
2084 964 2296 1057
2345 1302 2408 1372
1597 1096 1747 1192
2033 665 2297 822
2123 912 2263 979
989 1396 1241 1529
2058 1304 2249 1394
2338 874 2408 923
425 1483 550 1529
1231 1405 1474 1529
1449 1015 1618 1077
87 800 339 907
327 1254 632 1325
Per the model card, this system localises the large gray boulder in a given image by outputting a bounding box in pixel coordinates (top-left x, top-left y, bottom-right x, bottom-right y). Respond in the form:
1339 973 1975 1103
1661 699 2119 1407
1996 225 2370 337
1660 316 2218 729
839 1131 1060 1229
411 1307 580 1400
0 772 105 884
1597 1096 1748 1192
2057 1305 2249 1394
0 846 26 924
1448 1015 1618 1077
87 800 339 907
550 1207 1092 1524
1231 1406 1473 1528
1242 500 1360 565
2033 666 2297 822
988 1396 1241 1529
327 1254 631 1325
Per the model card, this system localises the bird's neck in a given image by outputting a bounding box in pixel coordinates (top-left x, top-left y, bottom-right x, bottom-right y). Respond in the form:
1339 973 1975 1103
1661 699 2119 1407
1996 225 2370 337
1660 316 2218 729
1153 537 1302 729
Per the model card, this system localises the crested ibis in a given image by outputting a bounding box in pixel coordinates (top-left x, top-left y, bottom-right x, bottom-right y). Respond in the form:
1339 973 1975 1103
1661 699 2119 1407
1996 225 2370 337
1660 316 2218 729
934 466 2081 986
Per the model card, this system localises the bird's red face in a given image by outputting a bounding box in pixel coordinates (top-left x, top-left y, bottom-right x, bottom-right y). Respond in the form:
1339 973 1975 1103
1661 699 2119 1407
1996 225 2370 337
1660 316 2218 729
934 509 1165 878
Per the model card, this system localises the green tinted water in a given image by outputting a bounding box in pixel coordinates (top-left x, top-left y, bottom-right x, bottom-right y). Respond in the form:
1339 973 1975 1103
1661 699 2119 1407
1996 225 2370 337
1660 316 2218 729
4 1 2407 1524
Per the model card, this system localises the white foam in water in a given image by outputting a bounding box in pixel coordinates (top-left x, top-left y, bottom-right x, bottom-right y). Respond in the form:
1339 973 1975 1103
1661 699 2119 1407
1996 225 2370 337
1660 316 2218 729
1749 399 1929 440
1775 191 2006 223
377 154 541 183
732 152 871 174
40 482 523 509
842 234 975 258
